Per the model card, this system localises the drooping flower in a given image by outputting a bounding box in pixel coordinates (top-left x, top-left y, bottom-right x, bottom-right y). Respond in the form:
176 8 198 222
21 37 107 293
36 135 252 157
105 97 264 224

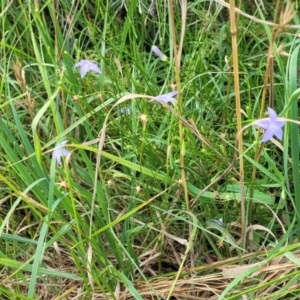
151 91 178 105
256 107 285 142
151 45 167 61
74 59 101 78
52 140 70 166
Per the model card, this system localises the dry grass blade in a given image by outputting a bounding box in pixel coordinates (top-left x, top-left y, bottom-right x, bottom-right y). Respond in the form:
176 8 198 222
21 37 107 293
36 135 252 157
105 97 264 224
221 262 262 278
4 242 300 299
279 1 297 28
228 0 245 244
214 0 300 29
11 58 35 121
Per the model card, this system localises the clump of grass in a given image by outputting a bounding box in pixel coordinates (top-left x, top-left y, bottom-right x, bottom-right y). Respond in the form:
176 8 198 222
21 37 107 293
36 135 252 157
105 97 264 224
1 0 300 299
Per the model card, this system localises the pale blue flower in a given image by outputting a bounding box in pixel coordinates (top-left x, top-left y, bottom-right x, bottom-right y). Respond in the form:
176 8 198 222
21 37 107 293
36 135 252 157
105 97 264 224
52 140 70 166
212 218 227 228
120 107 131 115
256 107 285 142
151 45 167 61
74 59 101 78
152 91 178 105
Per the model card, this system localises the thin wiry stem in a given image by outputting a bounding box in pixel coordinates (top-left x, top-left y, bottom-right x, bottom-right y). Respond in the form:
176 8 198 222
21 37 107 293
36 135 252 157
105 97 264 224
169 0 189 210
168 0 196 288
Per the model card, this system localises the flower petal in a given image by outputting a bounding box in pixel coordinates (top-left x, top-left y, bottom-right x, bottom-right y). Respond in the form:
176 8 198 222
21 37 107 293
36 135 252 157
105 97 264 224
256 119 270 130
275 119 286 128
53 149 70 165
80 67 89 79
75 59 101 78
52 140 70 165
55 140 68 148
273 127 283 140
120 107 131 115
267 107 278 122
74 61 83 68
155 91 177 103
261 128 274 142
89 63 101 74
165 91 178 98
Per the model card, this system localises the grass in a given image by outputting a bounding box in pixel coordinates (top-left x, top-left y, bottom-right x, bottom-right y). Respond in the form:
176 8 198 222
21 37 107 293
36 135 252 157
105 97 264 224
1 0 300 299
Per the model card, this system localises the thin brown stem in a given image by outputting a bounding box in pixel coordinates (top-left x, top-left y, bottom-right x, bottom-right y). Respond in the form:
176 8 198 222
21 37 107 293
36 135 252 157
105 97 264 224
229 0 245 244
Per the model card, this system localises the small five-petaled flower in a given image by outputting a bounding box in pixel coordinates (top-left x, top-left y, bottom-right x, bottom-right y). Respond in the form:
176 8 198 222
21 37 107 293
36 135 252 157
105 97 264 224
74 59 101 78
52 140 70 166
152 91 178 105
256 107 285 142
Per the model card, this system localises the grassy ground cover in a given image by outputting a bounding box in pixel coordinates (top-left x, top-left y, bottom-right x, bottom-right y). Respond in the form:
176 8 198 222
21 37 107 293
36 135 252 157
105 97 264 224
1 0 300 299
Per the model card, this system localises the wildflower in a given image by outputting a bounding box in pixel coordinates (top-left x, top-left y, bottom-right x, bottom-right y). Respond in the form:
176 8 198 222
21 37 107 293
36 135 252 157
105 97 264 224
120 107 131 115
256 107 285 142
74 59 101 78
151 45 167 61
212 218 227 228
151 91 178 105
52 140 70 166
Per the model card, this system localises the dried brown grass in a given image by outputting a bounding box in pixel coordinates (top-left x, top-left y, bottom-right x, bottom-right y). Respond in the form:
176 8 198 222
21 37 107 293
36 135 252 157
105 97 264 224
2 244 300 299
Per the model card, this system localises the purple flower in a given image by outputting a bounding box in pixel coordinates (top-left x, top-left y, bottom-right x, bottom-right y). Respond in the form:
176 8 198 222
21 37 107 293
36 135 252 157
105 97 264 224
151 45 167 61
256 107 285 142
52 140 70 166
152 91 178 105
74 59 101 78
